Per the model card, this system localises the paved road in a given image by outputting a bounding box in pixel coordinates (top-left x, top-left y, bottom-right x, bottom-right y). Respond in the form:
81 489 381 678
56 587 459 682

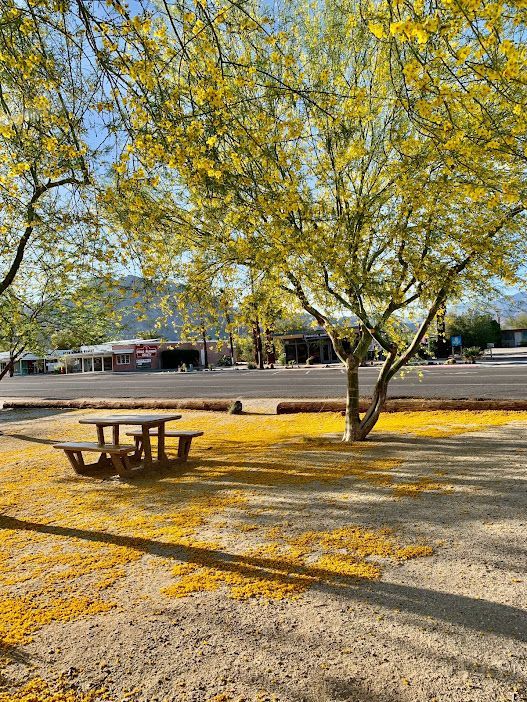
0 364 526 400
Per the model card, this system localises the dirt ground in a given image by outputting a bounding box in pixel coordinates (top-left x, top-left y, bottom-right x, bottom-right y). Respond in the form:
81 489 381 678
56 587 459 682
0 408 526 702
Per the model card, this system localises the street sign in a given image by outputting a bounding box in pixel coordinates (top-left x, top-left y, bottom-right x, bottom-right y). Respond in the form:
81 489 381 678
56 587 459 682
450 335 462 347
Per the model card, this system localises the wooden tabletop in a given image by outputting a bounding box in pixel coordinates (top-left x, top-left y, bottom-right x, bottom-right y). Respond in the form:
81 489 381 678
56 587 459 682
79 414 182 426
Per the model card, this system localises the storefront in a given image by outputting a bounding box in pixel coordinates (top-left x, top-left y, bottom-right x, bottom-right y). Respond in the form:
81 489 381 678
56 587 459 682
64 344 114 373
0 353 46 375
280 330 380 364
111 342 161 372
501 328 527 348
280 332 340 364
0 338 233 376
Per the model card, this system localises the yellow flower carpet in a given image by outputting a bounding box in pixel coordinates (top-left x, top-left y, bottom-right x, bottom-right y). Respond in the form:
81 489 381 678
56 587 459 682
1 408 525 701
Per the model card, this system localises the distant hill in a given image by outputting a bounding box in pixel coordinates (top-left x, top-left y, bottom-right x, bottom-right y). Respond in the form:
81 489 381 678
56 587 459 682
108 276 527 341
451 291 527 324
113 275 226 340
495 292 527 323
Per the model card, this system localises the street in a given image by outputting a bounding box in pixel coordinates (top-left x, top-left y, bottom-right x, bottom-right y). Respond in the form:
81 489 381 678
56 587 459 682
0 363 527 400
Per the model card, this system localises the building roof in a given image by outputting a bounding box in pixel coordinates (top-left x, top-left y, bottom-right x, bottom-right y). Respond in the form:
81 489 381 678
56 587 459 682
0 352 41 362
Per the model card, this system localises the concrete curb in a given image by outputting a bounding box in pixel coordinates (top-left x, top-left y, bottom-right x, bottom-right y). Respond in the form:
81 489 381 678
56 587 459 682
276 398 527 414
4 397 527 415
2 398 241 412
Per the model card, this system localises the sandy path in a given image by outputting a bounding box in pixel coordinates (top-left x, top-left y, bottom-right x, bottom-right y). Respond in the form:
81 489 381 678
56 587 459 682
0 409 525 702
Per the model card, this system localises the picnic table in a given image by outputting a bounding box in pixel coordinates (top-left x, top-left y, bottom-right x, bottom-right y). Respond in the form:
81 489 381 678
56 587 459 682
78 413 182 469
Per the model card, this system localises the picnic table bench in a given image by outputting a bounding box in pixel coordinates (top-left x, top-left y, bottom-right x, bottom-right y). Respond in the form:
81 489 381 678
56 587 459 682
125 429 204 462
52 441 138 478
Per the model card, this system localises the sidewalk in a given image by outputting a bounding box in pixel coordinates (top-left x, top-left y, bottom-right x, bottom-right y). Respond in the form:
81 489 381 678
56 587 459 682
479 346 527 364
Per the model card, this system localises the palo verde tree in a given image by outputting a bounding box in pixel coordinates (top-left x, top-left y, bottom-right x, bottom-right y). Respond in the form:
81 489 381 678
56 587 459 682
90 0 527 440
0 0 122 306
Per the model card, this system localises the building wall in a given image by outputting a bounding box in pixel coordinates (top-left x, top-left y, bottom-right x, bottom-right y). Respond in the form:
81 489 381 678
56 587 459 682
112 345 162 372
1 339 232 376
159 341 228 369
501 329 527 348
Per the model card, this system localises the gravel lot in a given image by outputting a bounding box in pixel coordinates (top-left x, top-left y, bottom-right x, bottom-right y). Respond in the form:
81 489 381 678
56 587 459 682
0 408 526 702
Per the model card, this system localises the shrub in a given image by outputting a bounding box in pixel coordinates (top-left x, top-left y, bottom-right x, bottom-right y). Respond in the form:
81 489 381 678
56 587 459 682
463 346 483 363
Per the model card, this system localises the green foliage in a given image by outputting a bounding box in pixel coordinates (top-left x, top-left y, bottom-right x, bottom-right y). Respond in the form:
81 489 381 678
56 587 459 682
0 292 51 357
446 312 501 350
3 0 527 440
236 337 255 363
0 1 118 300
50 294 122 351
0 276 122 383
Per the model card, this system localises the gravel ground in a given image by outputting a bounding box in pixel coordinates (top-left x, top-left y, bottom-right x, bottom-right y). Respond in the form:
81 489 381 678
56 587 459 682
0 409 526 702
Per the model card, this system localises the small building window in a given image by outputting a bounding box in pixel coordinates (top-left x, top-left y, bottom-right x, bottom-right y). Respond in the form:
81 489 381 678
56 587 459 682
115 354 131 365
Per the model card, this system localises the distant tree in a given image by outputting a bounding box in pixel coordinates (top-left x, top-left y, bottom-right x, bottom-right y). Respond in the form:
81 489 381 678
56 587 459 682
446 312 501 350
0 275 122 382
0 279 57 380
50 286 123 351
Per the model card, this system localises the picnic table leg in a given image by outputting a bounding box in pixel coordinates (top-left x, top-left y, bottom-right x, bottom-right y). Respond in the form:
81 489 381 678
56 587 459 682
65 450 83 474
157 423 167 466
142 426 153 467
97 453 110 467
112 425 120 445
110 454 133 478
96 425 105 446
178 437 192 462
133 436 143 461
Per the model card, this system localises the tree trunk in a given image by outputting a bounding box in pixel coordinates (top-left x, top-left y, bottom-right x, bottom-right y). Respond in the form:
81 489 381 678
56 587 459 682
229 331 235 364
252 320 264 369
265 328 276 366
357 379 389 440
435 304 449 358
0 356 17 382
342 361 362 442
202 331 209 368
355 347 397 440
225 310 236 364
0 362 13 382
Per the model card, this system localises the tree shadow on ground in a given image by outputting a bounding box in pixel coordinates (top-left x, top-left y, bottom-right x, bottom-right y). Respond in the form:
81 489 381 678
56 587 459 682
0 515 525 644
0 642 32 692
0 433 59 445
276 673 402 702
0 408 75 426
35 428 527 552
